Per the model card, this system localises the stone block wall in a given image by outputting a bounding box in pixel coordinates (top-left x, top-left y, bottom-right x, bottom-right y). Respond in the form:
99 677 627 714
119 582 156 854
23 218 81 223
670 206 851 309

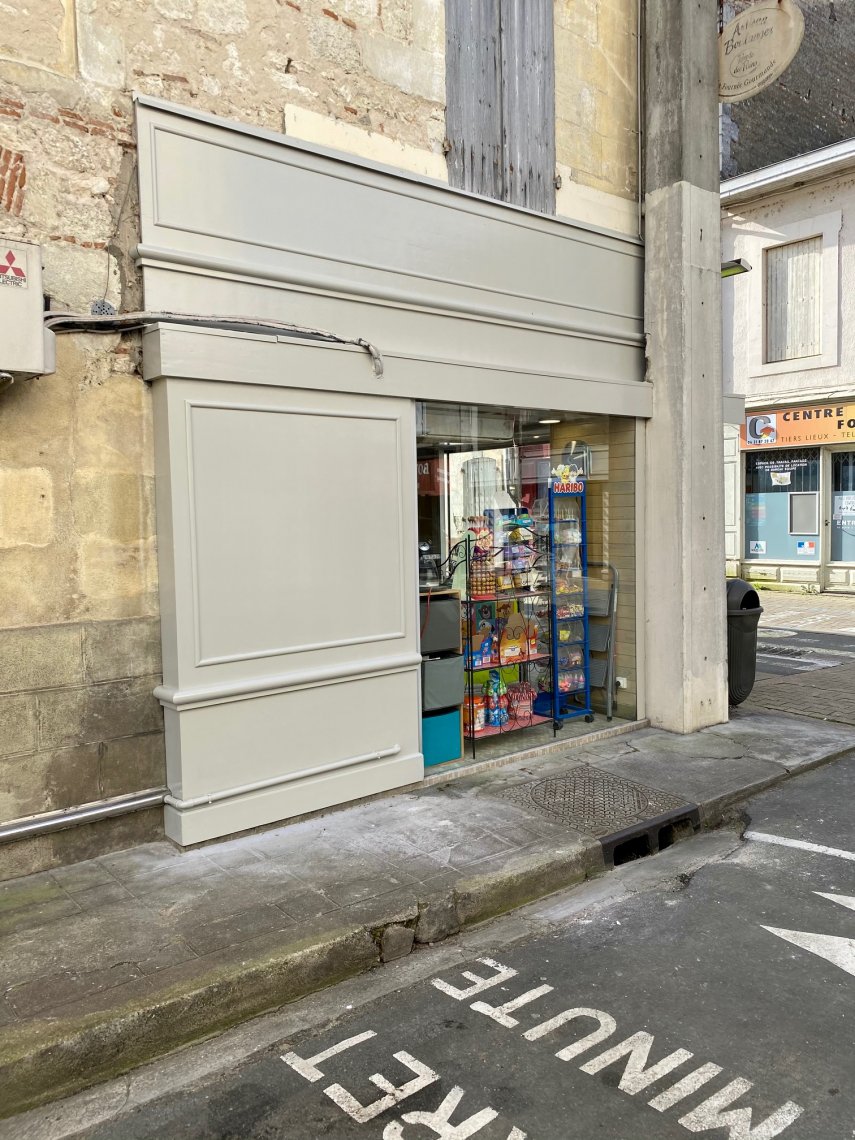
0 619 164 878
0 1 642 876
0 0 450 879
554 0 639 203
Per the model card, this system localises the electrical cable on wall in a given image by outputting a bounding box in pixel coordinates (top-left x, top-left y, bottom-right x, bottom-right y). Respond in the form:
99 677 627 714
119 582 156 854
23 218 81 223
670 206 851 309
42 309 385 378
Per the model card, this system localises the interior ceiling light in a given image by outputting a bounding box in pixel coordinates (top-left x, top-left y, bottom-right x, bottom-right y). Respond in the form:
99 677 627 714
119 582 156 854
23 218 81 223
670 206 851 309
538 418 561 424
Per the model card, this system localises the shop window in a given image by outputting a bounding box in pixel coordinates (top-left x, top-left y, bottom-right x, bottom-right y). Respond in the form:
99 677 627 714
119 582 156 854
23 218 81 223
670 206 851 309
831 451 855 563
765 237 822 363
416 401 637 749
744 448 819 561
444 0 556 213
745 211 841 378
744 448 819 494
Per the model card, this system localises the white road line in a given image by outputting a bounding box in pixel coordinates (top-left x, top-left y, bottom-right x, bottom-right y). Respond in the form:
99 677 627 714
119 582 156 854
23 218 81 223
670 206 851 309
745 830 855 862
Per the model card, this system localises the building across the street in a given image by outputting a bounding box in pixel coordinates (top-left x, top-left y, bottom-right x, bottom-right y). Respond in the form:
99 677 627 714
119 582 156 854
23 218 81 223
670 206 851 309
722 138 855 592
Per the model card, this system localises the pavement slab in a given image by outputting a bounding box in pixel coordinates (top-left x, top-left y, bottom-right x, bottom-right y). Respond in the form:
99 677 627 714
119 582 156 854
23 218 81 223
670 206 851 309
0 706 853 1118
593 748 784 824
747 661 855 725
715 708 855 769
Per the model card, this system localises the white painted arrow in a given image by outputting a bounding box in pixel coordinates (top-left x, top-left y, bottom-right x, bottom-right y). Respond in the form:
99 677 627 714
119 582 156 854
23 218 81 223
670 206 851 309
814 892 855 912
762 893 855 979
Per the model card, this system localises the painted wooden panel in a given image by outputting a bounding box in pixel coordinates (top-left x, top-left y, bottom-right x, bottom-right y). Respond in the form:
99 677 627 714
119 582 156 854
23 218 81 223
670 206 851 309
155 378 418 694
154 372 422 843
135 99 644 396
187 402 406 666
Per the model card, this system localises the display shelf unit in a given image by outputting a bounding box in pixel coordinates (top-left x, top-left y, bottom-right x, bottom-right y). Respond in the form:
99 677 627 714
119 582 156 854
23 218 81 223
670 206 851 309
466 713 553 740
540 478 594 727
457 519 556 755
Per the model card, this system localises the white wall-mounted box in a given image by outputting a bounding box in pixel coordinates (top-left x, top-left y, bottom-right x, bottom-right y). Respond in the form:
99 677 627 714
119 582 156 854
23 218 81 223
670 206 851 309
0 238 55 379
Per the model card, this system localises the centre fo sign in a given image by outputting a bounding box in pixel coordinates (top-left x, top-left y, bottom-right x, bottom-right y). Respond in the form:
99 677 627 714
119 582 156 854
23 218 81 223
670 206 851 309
741 401 855 449
719 0 804 104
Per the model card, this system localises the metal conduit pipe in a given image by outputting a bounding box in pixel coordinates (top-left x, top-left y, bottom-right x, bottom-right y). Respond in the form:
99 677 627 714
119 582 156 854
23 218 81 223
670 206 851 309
0 788 167 844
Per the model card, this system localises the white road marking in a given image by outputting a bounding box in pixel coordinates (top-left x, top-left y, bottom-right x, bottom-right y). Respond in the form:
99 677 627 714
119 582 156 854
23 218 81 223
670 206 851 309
431 958 804 1137
382 1086 526 1139
815 891 855 911
523 1007 617 1061
579 1031 693 1095
678 1078 803 1138
324 1051 439 1123
745 830 855 863
762 925 855 978
432 958 518 1000
649 1063 724 1112
281 1030 376 1082
470 984 553 1028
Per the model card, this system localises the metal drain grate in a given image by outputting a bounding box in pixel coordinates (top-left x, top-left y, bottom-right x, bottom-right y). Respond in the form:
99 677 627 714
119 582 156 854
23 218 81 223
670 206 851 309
495 765 694 839
757 644 805 658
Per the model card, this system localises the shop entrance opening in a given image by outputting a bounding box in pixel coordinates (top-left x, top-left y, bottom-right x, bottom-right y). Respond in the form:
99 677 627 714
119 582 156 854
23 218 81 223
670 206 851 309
416 401 637 768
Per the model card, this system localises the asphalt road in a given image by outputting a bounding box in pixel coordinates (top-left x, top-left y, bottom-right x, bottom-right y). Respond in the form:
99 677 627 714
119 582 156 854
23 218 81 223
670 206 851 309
756 622 855 677
27 753 855 1140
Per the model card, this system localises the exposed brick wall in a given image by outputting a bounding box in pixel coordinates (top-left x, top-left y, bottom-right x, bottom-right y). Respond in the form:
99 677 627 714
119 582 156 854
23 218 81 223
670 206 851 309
0 146 25 216
721 0 855 178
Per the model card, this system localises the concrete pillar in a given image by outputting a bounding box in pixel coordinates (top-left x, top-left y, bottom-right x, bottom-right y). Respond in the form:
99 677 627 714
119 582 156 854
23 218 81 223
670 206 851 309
642 0 728 732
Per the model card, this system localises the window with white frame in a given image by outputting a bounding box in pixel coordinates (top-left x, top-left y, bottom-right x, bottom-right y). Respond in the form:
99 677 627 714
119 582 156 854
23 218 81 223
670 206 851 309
744 210 841 378
765 236 822 363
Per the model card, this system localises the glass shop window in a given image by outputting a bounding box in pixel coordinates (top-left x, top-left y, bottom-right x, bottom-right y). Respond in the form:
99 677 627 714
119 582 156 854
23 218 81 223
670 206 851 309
744 447 819 494
832 451 855 563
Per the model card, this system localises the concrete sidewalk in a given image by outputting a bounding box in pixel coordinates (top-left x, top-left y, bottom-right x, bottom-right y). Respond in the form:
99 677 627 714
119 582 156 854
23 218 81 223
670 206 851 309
747 660 855 726
1 709 853 1119
758 588 855 632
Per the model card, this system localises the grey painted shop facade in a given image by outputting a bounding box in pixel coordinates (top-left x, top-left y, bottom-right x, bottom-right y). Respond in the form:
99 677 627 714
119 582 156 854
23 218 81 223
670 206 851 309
135 95 701 846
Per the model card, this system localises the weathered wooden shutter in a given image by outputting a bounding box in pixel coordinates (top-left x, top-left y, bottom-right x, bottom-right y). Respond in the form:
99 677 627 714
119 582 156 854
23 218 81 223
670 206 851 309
499 0 556 213
765 236 822 362
445 0 503 201
445 0 556 214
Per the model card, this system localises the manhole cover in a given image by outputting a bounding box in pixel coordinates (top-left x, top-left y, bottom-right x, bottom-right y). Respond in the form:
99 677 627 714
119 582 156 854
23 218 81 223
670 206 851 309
496 765 691 837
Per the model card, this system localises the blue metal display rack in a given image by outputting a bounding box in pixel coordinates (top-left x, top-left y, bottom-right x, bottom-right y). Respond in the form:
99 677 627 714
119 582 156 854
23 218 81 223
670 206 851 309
543 475 594 727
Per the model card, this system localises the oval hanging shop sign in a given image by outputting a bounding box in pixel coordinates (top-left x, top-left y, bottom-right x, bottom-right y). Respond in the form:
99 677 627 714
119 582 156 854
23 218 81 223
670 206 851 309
719 0 804 103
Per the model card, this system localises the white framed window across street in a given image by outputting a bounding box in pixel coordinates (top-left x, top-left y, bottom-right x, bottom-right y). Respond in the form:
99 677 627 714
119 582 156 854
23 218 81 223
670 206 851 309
789 491 818 535
745 211 841 379
765 236 821 363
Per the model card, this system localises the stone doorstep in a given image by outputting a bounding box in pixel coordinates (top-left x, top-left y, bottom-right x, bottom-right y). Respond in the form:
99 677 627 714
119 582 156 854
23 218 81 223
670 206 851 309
1 718 854 1120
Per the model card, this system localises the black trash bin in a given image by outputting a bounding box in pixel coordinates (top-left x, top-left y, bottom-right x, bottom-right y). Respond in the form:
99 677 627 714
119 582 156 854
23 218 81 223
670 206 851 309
726 579 763 706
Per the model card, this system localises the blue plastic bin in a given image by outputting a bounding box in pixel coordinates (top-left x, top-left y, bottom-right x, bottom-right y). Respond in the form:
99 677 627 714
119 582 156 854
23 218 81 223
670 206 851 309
422 708 462 767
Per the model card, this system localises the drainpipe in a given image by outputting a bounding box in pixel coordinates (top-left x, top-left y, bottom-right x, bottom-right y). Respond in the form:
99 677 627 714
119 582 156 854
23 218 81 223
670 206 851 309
0 788 167 844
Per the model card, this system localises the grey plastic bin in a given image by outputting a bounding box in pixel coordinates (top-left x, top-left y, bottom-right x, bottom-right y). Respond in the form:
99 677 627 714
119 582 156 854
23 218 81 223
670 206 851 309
726 578 763 706
421 653 465 711
419 594 461 655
